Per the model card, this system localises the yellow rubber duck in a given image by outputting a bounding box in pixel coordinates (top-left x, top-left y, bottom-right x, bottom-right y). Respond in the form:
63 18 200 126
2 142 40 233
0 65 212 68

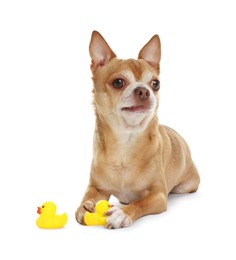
36 201 68 229
84 200 112 226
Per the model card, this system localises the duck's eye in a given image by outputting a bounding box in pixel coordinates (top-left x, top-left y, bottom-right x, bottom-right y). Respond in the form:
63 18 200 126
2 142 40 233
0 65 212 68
151 79 160 91
42 206 45 208
112 78 125 89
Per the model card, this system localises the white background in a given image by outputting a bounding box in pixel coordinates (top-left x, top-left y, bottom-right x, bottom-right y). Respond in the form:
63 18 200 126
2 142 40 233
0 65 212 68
0 0 236 259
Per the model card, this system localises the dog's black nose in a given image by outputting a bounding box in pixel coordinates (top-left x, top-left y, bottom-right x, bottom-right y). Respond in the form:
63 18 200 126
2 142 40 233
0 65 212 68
134 87 150 101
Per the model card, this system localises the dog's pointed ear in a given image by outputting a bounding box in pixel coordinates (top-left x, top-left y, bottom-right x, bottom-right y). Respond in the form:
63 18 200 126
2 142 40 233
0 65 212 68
138 35 161 72
89 31 116 74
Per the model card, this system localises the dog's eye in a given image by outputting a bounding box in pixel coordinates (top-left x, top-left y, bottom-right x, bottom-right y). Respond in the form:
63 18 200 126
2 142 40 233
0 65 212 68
112 78 125 89
151 79 160 91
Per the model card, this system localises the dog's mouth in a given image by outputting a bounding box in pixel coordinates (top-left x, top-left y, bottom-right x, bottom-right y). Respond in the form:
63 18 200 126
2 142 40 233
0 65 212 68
121 105 148 113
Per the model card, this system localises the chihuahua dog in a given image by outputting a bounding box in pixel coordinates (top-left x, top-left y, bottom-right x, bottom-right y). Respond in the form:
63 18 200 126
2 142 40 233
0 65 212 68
75 31 200 229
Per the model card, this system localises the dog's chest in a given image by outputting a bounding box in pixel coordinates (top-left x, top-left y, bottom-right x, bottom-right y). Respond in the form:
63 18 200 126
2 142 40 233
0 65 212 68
94 133 150 202
101 157 149 203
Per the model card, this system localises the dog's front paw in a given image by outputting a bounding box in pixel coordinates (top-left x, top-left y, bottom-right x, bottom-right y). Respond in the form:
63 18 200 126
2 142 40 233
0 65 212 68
105 206 132 229
75 200 96 225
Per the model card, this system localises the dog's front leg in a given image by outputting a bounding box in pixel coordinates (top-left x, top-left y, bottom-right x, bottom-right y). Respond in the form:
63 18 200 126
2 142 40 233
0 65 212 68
75 184 110 225
106 187 167 229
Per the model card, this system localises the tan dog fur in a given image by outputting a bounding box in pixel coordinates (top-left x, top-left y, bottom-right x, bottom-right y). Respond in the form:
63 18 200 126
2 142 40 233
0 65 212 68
75 31 200 229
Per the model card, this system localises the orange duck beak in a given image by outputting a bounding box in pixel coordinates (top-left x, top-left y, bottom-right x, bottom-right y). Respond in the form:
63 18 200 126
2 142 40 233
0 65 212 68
37 207 41 214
